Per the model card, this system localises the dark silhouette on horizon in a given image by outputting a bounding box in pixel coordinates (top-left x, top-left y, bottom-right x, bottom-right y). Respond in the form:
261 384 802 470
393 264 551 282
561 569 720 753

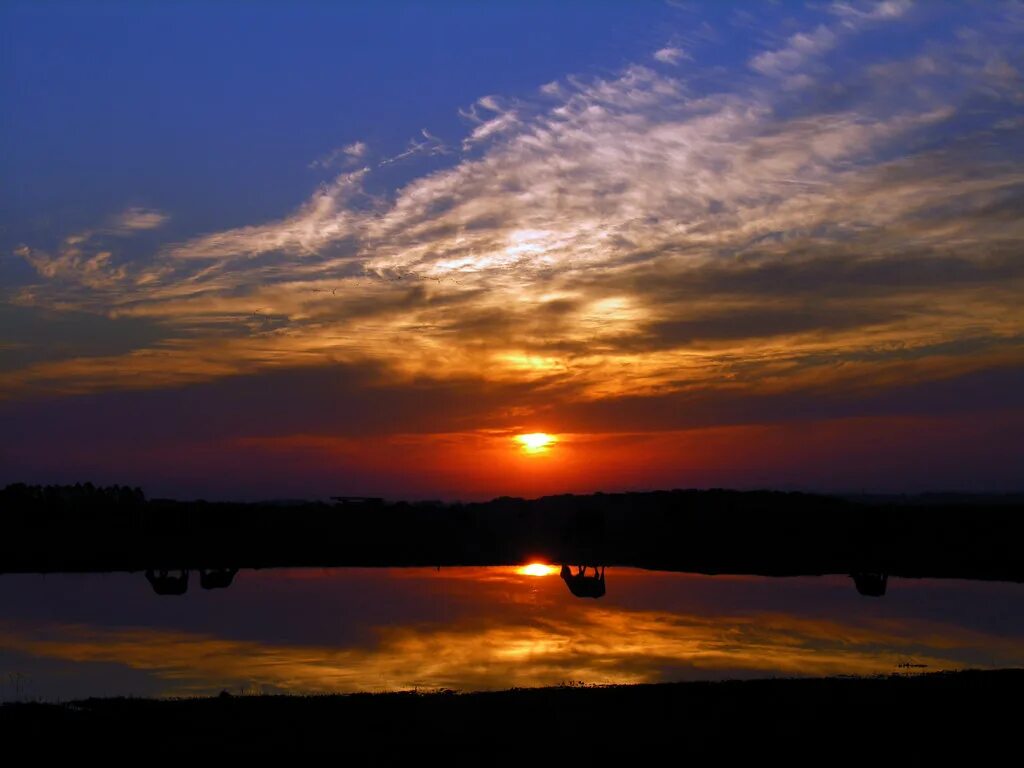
561 565 606 598
2 483 1023 594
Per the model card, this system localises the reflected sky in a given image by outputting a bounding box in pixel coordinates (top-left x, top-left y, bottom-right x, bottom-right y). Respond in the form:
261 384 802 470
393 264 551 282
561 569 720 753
1 567 1023 701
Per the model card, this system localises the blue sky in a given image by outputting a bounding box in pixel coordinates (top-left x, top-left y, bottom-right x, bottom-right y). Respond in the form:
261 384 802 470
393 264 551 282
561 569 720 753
3 2 690 250
5 1 988 259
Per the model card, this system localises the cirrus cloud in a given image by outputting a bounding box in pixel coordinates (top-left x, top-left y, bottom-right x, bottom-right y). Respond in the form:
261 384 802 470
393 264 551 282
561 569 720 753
4 5 1023 423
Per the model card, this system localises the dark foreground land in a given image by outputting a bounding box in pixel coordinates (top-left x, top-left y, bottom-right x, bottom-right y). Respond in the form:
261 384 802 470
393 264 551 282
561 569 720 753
3 670 1021 758
2 484 1023 587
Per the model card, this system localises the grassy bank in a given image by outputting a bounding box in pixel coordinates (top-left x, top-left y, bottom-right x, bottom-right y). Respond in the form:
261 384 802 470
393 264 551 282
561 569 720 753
3 669 1021 757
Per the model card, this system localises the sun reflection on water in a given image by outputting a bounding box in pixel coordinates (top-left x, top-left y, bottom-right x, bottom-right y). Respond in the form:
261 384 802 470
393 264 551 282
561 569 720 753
517 563 558 577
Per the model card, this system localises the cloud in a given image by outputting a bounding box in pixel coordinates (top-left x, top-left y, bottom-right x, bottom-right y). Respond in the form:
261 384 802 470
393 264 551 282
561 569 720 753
5 7 1023 421
13 207 169 287
749 25 837 77
379 128 448 166
309 140 369 170
111 207 169 233
164 170 369 260
15 240 125 289
830 0 914 27
653 46 689 65
460 95 520 149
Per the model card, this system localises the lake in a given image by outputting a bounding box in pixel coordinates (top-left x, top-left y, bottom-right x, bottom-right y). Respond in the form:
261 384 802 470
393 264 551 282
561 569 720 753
2 567 1022 701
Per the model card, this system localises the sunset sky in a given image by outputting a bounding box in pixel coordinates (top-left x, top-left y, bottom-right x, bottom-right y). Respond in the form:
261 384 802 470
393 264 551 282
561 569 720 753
2 1 1022 500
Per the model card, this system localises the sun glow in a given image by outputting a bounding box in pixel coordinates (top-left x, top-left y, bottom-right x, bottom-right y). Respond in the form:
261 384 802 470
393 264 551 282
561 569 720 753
517 563 557 576
515 432 557 454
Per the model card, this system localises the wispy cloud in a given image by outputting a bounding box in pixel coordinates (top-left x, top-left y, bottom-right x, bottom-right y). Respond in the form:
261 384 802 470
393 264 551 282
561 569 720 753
653 46 689 65
830 0 914 28
5 8 1023 415
309 140 368 170
111 207 169 233
379 128 448 166
15 241 124 288
13 207 169 287
749 24 837 77
460 95 520 149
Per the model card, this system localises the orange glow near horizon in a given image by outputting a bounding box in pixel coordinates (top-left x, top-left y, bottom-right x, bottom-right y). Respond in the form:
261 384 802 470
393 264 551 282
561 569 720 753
517 563 558 577
225 411 1024 502
515 432 557 454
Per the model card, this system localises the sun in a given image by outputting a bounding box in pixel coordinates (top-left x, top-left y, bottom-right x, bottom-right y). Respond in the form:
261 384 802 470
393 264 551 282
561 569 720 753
515 432 557 454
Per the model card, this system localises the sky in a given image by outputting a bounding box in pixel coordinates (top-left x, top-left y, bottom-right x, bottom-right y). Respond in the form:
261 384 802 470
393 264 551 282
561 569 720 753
1 0 1023 500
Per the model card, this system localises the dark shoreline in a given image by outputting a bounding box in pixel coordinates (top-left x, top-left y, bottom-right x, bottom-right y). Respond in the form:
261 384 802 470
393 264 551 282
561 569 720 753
3 486 1023 588
4 670 1021 756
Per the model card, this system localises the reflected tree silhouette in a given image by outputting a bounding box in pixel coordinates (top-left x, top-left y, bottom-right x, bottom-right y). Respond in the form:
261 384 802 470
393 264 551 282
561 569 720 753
560 565 606 599
199 568 238 590
145 568 189 596
851 571 888 597
144 567 239 594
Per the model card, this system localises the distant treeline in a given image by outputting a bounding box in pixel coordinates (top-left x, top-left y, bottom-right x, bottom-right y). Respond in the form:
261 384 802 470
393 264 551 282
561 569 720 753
3 482 146 507
1 484 1022 583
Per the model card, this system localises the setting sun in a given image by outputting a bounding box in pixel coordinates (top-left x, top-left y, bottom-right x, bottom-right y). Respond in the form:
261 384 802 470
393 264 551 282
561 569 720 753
515 433 557 454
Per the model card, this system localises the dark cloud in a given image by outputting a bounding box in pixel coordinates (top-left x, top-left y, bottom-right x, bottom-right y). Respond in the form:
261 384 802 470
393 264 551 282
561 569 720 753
0 305 167 371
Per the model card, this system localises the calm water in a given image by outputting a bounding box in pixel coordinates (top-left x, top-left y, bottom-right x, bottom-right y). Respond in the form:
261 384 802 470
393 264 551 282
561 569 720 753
1 567 1023 701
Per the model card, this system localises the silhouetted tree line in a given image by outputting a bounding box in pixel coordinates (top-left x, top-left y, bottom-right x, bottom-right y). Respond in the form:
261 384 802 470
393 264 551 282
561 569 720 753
1 483 146 530
1 484 1021 584
2 482 145 506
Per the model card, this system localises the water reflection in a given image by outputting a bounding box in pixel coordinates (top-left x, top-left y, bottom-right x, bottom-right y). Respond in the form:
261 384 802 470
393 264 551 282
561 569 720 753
851 572 888 597
561 565 606 599
199 568 238 591
145 569 189 596
134 566 894 600
142 568 239 595
1 567 1022 701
